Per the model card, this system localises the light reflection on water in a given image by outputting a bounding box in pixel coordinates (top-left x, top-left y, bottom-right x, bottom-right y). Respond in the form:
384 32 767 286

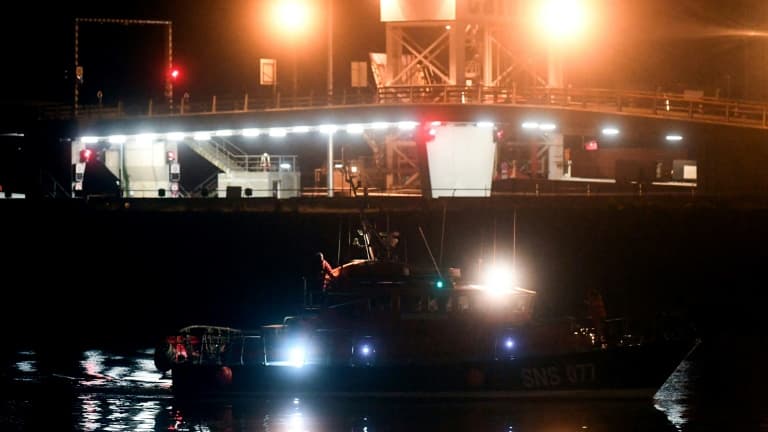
78 349 170 389
0 347 706 431
157 396 681 432
654 360 695 431
78 395 165 432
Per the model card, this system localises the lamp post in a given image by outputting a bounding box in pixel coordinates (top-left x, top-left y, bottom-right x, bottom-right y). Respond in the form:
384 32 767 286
327 130 334 197
327 0 333 103
536 0 588 88
547 47 563 88
292 44 298 100
275 1 310 100
274 0 334 196
324 0 334 197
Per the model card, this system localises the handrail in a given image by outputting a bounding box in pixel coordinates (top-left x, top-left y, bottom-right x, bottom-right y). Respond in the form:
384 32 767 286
43 85 768 130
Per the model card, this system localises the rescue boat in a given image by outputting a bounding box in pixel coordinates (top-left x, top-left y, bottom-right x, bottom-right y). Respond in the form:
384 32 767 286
155 256 695 399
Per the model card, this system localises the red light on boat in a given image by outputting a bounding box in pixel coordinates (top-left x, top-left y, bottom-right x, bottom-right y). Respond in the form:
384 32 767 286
79 148 93 163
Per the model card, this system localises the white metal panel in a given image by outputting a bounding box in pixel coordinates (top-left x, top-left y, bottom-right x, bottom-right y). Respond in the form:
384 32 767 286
381 0 520 24
380 0 456 22
547 134 565 180
217 172 301 198
427 125 495 197
122 140 172 197
456 0 519 24
683 165 697 180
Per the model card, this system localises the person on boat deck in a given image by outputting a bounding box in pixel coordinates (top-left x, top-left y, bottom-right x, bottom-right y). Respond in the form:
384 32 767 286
316 252 336 291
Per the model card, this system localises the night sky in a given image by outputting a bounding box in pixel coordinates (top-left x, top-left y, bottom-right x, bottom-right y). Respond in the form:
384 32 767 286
2 0 768 110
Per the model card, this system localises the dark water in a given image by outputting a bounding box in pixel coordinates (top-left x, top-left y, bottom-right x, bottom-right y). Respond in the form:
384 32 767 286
2 341 767 431
3 204 768 430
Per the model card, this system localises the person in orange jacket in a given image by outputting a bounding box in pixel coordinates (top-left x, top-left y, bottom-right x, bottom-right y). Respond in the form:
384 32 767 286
316 252 336 292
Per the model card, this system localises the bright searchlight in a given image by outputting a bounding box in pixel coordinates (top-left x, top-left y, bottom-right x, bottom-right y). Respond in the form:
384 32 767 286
288 345 306 368
483 265 519 296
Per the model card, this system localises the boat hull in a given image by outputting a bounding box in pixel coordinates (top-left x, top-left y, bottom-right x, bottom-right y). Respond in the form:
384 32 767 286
170 340 692 399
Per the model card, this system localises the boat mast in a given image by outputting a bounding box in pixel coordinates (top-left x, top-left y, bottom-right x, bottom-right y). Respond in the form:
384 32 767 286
359 212 376 260
418 226 443 281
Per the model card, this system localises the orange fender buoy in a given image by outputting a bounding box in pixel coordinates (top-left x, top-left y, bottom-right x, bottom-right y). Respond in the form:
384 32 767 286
216 366 233 386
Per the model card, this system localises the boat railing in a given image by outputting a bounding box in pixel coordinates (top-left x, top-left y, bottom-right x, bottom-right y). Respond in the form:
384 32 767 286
238 335 263 366
197 330 239 365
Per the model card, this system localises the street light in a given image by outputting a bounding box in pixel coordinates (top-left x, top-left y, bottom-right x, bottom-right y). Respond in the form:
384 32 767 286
327 0 333 195
535 0 590 88
537 0 588 41
327 0 333 102
270 0 334 196
273 1 311 99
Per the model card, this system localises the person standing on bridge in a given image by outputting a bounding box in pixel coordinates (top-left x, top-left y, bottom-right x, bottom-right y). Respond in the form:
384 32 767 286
260 152 271 171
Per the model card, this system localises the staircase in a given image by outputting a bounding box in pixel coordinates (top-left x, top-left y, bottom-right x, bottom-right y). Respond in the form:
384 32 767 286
185 137 248 173
369 52 386 88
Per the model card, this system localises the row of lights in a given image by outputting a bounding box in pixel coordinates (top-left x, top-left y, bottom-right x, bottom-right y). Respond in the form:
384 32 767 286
78 121 481 144
522 122 684 142
78 121 685 144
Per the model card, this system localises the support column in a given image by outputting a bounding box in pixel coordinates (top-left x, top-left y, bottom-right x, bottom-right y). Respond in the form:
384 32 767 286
384 24 402 86
547 47 563 88
415 129 432 200
385 135 395 191
449 22 466 85
483 27 494 86
167 23 174 113
327 133 334 197
327 0 333 101
73 19 79 116
119 142 125 197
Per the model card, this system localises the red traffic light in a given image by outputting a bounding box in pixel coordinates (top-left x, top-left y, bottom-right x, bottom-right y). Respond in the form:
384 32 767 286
495 129 505 142
415 122 439 143
170 69 180 80
79 148 93 163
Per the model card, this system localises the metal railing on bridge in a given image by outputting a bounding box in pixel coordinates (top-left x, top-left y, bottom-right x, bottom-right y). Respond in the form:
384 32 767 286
42 85 768 130
72 180 699 200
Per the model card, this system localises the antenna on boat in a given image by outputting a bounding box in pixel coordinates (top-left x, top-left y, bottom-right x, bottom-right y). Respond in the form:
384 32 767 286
358 209 389 261
362 217 375 260
418 226 443 281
